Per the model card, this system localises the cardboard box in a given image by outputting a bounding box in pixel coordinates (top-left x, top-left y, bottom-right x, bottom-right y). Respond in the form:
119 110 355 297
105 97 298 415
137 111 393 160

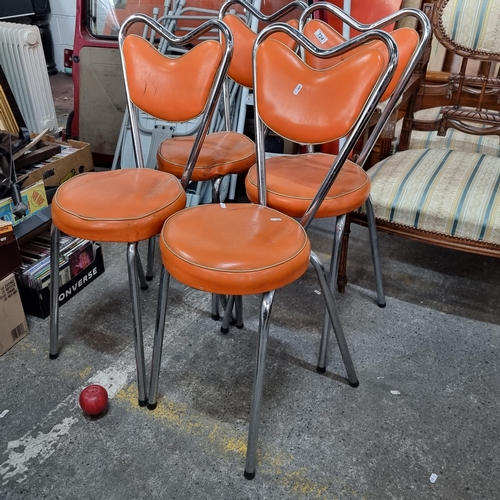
0 221 22 280
18 244 105 319
17 135 94 189
0 180 48 226
0 273 29 356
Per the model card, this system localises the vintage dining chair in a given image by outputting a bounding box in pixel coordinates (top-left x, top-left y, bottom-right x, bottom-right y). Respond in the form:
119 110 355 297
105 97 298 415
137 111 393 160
210 0 307 327
245 2 431 370
49 14 234 406
344 0 500 285
393 1 500 158
146 22 397 479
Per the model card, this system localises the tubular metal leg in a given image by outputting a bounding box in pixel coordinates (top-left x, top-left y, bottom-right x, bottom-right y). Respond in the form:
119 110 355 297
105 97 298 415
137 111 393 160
318 215 345 372
146 235 156 282
212 176 223 203
49 225 61 359
235 295 244 329
127 243 148 406
365 196 386 308
219 295 236 326
148 266 171 410
211 294 220 321
136 250 148 291
221 295 235 334
244 290 275 480
310 252 358 387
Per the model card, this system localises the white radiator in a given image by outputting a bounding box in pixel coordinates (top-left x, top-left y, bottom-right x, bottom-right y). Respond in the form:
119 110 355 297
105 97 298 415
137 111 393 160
0 22 58 134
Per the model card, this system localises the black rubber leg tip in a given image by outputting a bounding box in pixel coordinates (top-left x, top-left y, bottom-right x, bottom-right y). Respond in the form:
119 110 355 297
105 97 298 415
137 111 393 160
244 470 255 481
212 314 220 321
49 353 59 360
229 319 236 326
138 399 147 407
236 323 244 330
316 366 326 374
146 275 154 282
378 302 386 309
141 284 149 291
349 381 360 388
147 402 157 411
221 327 229 335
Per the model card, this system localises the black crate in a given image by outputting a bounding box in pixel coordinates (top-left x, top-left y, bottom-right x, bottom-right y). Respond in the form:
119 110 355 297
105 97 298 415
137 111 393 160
18 244 105 319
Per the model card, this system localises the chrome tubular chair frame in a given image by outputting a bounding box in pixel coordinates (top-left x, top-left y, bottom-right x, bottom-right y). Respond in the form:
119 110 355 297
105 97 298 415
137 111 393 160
250 22 398 374
296 3 431 371
219 0 307 22
49 15 232 407
299 3 431 169
119 14 234 189
213 0 308 328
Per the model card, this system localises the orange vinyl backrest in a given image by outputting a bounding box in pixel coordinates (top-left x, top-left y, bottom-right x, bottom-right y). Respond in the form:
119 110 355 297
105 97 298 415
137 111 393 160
122 34 223 122
255 38 385 144
303 19 419 101
223 14 299 88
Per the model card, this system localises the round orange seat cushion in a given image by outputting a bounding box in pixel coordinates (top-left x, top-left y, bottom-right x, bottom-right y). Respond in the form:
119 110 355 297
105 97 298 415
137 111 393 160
52 169 186 243
157 131 256 181
245 153 371 218
160 203 311 295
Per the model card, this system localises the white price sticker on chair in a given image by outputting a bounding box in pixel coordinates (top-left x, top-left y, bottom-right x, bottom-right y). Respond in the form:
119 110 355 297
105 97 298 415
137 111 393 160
314 28 328 44
293 84 303 95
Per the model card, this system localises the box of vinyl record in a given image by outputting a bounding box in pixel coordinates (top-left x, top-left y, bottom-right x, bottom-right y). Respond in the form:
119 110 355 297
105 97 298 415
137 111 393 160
17 238 105 319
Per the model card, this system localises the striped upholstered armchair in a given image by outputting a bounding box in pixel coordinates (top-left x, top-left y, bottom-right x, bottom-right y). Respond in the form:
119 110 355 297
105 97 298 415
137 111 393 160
341 0 500 290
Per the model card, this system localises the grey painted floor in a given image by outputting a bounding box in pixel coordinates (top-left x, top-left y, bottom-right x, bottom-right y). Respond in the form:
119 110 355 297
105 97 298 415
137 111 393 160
1 219 499 499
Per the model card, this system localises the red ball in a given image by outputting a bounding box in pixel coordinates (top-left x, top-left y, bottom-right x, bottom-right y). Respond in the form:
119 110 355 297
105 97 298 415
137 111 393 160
79 384 109 416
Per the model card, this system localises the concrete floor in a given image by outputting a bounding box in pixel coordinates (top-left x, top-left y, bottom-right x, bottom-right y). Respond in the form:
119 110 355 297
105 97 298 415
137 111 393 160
0 74 499 499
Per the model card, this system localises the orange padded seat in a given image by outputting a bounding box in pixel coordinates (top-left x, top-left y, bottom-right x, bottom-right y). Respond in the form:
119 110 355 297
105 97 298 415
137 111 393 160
157 131 256 182
121 33 256 190
246 153 370 219
52 170 186 243
160 203 311 296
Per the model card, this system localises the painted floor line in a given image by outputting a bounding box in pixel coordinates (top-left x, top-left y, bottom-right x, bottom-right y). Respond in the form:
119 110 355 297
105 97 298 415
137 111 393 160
0 288 209 486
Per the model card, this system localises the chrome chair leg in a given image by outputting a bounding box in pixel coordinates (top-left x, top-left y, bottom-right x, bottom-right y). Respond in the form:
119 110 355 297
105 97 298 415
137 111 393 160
235 295 244 329
49 224 61 359
211 293 220 320
148 265 170 410
212 176 223 203
146 235 156 281
127 242 148 406
318 215 345 372
219 295 236 326
221 294 235 334
244 289 275 480
136 250 149 291
365 196 386 308
310 252 358 387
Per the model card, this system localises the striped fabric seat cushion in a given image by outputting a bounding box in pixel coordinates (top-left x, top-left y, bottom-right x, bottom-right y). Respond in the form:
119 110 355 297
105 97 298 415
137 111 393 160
441 0 500 54
395 107 500 157
364 148 500 245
